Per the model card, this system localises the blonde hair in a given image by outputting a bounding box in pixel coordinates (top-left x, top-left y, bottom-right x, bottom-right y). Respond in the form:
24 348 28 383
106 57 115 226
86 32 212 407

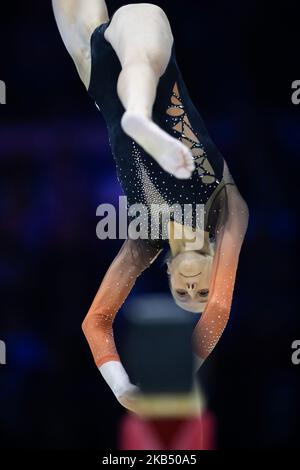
167 220 215 257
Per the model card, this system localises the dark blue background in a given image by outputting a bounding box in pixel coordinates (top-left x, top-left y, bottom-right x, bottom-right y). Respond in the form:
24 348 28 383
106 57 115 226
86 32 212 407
0 0 299 449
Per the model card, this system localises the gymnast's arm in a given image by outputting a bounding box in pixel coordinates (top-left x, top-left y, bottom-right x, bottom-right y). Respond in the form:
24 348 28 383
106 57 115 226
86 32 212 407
192 183 249 369
82 238 162 403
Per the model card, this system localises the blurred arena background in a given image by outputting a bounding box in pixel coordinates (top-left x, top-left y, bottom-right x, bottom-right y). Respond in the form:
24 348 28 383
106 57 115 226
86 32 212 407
0 0 299 449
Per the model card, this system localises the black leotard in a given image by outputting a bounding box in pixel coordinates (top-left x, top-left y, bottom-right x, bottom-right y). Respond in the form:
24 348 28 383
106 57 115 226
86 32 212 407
88 17 230 247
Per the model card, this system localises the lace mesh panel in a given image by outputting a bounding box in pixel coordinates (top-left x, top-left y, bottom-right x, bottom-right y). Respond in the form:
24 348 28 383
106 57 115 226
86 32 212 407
166 82 217 184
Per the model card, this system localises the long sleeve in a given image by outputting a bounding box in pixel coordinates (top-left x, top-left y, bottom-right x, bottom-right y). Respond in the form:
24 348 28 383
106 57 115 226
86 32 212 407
192 183 249 362
82 238 162 368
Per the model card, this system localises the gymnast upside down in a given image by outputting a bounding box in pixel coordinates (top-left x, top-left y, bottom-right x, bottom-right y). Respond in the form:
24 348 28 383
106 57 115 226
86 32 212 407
53 1 249 413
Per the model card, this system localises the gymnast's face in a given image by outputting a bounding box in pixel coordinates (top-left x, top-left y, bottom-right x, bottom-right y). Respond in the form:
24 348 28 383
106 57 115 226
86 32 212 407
167 251 214 313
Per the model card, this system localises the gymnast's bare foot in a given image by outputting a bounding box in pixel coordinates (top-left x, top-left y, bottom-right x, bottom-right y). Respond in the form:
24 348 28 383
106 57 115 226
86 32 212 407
121 111 195 179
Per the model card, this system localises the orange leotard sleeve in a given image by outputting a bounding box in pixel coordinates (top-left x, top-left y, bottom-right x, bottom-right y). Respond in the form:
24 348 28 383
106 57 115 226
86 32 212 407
192 184 249 360
82 238 162 368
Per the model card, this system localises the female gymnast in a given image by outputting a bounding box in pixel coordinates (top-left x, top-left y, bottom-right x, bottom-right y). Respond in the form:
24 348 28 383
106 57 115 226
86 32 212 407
52 1 249 413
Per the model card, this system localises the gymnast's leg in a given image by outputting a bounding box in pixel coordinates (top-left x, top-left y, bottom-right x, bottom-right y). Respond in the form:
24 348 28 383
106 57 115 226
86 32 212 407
105 4 195 179
52 0 109 88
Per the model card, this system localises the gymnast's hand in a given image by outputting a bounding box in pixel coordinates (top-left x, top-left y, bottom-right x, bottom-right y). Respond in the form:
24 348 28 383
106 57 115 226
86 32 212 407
116 383 142 414
99 360 142 413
